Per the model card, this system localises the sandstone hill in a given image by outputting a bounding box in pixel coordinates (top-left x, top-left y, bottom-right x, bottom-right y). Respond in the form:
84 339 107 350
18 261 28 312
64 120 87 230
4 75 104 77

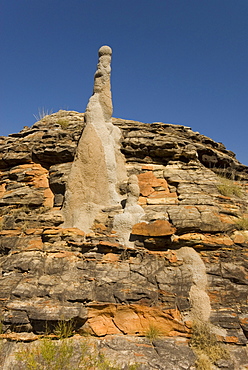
0 46 248 369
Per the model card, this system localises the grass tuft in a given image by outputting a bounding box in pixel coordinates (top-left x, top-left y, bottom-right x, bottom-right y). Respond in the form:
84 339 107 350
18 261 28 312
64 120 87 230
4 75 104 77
145 324 161 342
33 108 53 121
235 217 248 231
53 319 75 339
217 176 243 198
57 119 70 129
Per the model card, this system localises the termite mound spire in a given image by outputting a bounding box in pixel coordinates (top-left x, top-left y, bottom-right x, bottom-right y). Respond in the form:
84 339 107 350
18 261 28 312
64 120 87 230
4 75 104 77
62 45 126 233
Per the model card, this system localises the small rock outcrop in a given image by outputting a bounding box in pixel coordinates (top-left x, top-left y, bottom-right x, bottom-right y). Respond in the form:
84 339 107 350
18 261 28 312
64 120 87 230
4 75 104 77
0 46 248 369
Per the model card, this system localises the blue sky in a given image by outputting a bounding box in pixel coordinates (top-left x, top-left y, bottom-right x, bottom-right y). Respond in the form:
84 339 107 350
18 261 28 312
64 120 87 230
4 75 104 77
1 0 247 165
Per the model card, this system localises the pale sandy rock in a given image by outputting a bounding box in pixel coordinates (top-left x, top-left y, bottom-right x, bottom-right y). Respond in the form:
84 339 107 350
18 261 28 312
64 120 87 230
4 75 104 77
62 46 127 232
113 174 145 246
176 247 211 322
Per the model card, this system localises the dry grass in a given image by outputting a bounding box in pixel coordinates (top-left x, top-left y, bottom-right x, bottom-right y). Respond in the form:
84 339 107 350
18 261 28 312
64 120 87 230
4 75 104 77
145 324 161 342
235 217 248 230
16 339 75 370
217 177 243 198
33 108 53 121
57 119 70 129
53 319 75 339
195 353 212 370
190 321 229 369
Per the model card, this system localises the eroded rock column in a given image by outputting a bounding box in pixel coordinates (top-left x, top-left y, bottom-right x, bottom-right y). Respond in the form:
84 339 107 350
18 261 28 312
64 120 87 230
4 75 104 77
62 46 126 232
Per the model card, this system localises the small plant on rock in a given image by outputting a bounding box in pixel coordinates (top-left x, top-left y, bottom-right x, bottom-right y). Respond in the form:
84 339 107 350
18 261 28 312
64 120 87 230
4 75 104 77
33 108 53 121
145 324 161 342
235 216 248 231
57 119 70 129
54 319 75 339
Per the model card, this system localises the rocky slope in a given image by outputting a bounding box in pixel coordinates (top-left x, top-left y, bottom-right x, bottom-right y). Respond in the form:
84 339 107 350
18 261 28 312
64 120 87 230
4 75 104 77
0 46 248 369
0 109 248 369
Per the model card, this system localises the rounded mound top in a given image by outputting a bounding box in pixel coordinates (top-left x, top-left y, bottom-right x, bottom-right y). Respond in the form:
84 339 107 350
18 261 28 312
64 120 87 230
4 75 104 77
98 45 112 56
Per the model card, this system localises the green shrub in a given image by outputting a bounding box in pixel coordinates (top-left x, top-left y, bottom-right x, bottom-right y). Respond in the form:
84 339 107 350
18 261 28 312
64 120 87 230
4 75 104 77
53 319 75 339
16 339 74 370
16 337 139 370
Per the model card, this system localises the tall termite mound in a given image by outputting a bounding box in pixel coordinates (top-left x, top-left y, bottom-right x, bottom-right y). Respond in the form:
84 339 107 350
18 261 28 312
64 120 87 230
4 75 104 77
62 46 126 232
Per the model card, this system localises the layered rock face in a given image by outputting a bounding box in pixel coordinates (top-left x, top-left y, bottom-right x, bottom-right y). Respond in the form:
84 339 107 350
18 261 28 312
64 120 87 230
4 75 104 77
0 47 248 368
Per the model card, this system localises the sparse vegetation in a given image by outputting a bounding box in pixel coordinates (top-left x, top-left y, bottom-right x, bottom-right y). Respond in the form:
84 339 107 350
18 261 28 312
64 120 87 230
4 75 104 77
33 108 53 121
128 365 140 370
217 176 243 198
235 216 248 230
195 353 212 370
190 321 229 369
145 324 161 342
53 319 75 339
16 337 139 370
16 339 75 370
57 119 70 129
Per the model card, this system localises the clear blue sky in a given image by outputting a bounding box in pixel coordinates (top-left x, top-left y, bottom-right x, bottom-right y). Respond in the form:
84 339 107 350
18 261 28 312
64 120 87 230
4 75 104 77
1 0 247 165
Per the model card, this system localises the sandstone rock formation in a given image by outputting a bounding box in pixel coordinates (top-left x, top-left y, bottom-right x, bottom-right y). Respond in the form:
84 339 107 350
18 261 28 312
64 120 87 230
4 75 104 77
0 47 248 369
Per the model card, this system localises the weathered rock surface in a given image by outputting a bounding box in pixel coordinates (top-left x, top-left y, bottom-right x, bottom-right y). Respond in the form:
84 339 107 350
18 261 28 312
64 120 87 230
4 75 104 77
62 46 127 233
0 335 198 370
1 48 248 368
1 110 248 367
